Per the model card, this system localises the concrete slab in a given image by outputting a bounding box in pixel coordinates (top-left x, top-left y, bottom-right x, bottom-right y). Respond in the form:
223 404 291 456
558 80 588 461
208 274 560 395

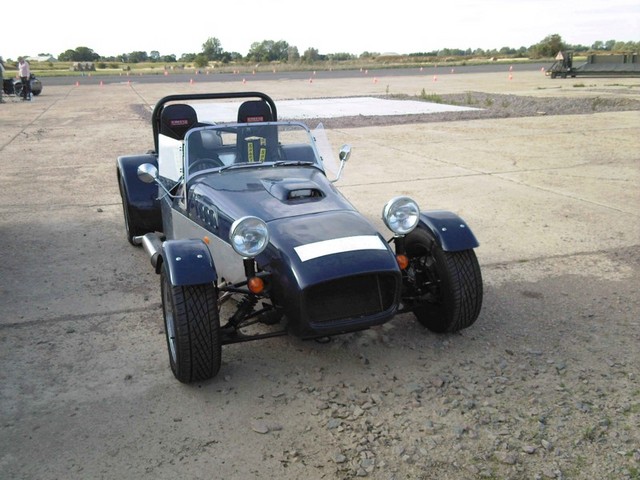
195 96 480 122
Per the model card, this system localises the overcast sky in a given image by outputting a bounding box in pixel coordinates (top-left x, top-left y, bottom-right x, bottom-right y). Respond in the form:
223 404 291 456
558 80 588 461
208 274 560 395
1 0 638 60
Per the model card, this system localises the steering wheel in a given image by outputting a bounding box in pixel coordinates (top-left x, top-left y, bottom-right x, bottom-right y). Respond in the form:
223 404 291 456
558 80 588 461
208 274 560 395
190 157 224 172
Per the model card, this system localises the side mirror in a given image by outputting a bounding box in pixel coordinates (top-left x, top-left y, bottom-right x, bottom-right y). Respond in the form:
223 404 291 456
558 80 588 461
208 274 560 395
339 144 351 162
331 144 351 183
137 162 181 200
137 163 158 184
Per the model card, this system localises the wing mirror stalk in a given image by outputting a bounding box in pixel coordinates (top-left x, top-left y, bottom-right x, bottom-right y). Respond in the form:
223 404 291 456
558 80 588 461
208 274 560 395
137 163 181 200
331 144 351 183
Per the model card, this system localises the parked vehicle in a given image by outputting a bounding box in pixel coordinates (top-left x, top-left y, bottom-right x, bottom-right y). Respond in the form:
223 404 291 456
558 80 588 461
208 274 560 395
2 73 43 97
547 50 640 78
117 91 483 383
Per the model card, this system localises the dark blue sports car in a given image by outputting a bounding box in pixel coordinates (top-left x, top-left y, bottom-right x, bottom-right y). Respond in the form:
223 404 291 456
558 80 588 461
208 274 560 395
117 92 483 383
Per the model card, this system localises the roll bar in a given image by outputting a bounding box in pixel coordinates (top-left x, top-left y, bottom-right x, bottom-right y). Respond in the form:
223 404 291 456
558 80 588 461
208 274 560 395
151 91 278 153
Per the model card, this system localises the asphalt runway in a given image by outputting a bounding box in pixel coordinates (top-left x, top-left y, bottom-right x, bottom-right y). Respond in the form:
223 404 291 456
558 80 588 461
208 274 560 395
40 62 550 87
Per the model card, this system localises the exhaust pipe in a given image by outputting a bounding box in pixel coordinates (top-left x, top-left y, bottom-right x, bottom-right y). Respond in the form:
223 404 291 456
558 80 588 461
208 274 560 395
139 233 164 269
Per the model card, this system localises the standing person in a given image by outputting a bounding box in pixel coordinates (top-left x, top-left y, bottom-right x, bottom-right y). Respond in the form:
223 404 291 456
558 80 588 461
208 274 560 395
0 57 5 103
18 57 31 101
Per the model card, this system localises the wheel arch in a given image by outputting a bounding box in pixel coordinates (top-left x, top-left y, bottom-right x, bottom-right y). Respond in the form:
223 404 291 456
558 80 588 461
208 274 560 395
161 239 218 287
416 210 479 252
117 154 163 233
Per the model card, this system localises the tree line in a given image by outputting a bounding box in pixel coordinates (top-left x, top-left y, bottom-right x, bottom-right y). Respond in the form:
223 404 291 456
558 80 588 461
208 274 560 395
48 34 639 65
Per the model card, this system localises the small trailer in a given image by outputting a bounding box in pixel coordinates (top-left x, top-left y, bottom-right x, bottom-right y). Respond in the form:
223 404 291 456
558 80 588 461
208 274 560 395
546 51 640 78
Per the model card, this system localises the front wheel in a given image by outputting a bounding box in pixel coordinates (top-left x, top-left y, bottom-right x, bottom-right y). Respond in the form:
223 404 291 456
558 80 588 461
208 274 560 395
161 266 221 383
13 81 23 97
404 228 482 333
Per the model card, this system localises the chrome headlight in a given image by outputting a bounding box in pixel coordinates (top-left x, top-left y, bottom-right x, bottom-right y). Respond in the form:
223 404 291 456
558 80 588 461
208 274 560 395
229 216 269 257
382 196 420 235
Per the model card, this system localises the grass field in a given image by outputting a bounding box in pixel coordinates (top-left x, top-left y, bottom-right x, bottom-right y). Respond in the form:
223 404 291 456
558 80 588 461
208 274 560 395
7 55 550 78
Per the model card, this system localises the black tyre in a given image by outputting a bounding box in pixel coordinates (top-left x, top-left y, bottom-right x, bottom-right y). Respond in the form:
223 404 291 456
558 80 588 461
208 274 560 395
118 174 145 245
161 266 221 383
13 81 23 97
405 228 482 333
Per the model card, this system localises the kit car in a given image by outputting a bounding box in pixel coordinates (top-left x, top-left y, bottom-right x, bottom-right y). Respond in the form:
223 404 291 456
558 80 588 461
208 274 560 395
116 92 483 383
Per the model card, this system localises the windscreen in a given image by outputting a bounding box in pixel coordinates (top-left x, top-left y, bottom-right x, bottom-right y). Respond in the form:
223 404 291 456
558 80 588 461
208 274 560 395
185 122 324 177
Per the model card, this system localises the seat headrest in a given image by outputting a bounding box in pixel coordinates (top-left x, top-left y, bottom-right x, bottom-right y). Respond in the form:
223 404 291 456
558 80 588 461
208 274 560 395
189 129 222 151
161 104 198 140
237 100 274 123
199 129 222 149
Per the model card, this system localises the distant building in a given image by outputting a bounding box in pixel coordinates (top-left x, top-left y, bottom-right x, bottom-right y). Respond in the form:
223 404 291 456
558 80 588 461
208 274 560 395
27 55 57 62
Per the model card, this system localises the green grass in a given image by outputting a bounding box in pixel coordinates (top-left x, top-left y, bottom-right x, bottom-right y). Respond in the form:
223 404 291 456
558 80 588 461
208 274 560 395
419 89 443 103
12 56 549 78
590 97 612 110
465 92 477 105
582 425 599 442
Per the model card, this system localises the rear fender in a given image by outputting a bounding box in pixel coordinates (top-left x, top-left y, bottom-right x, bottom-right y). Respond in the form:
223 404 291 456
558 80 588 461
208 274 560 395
117 154 162 231
161 239 217 286
417 211 479 252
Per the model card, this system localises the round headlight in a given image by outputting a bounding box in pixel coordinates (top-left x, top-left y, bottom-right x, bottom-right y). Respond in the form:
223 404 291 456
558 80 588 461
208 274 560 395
229 216 269 257
382 196 420 235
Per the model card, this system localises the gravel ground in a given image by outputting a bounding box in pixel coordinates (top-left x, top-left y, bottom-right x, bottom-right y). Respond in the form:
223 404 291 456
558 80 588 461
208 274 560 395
307 92 640 128
0 77 638 480
287 89 640 479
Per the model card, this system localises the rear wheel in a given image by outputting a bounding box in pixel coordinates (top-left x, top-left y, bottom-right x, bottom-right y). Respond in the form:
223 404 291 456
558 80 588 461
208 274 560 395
404 228 482 333
161 266 221 383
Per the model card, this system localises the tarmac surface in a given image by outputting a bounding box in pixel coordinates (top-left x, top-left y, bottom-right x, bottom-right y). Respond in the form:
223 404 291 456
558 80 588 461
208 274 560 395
0 69 639 479
37 62 550 87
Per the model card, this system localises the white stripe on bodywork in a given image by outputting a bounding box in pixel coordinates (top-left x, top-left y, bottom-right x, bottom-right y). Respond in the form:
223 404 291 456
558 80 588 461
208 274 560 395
294 235 388 262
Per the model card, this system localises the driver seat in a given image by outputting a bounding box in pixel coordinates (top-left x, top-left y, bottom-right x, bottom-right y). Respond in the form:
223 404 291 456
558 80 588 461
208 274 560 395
237 100 274 123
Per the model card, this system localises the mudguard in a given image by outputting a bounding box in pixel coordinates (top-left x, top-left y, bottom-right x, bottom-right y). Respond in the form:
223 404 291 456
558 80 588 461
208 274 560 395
417 210 479 252
161 239 217 286
117 154 162 232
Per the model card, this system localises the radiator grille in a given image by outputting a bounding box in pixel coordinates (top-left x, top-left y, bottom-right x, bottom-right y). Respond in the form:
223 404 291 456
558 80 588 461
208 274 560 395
305 274 397 324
